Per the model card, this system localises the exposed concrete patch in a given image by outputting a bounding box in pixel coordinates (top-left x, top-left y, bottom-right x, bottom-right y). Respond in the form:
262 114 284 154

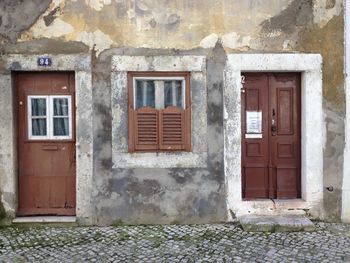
0 39 89 54
43 6 61 26
298 14 345 111
314 0 343 28
30 18 74 39
76 30 114 55
239 215 315 232
324 104 345 200
260 0 313 35
85 0 112 11
222 32 251 50
0 0 52 42
200 34 219 49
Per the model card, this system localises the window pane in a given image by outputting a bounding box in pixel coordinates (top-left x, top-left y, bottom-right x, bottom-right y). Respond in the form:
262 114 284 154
53 98 69 116
53 117 69 136
136 80 155 109
31 98 46 116
32 118 47 136
164 80 183 108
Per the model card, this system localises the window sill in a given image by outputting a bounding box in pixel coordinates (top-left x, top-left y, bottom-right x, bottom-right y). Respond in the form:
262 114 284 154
112 152 207 168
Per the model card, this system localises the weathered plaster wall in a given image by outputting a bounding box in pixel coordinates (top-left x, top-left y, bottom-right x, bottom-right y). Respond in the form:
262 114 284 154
0 0 345 223
91 46 227 225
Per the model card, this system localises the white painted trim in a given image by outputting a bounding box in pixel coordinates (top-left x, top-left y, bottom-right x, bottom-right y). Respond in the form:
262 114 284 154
342 0 350 223
27 95 73 140
50 95 72 140
112 56 206 72
224 54 324 219
28 95 49 140
0 54 93 225
133 76 186 110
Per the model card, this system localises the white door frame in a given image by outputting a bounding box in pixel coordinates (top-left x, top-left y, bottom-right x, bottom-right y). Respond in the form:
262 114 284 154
224 54 324 219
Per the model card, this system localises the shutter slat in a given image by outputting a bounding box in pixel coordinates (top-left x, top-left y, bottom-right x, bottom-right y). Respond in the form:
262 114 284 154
134 107 158 151
159 106 186 150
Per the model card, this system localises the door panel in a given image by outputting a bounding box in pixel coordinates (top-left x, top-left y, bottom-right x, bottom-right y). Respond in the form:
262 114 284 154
270 74 301 199
241 73 269 198
242 73 301 199
17 72 76 216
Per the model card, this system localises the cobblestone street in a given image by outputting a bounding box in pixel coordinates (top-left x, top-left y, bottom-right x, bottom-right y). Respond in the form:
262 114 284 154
0 222 349 262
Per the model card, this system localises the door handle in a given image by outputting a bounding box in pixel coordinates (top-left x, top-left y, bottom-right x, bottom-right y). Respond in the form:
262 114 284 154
271 116 277 135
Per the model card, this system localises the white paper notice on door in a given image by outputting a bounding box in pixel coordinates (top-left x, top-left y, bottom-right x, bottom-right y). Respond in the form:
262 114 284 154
246 111 262 134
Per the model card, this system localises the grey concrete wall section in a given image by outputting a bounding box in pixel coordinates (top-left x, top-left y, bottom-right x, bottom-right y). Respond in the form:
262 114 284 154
0 74 16 218
91 45 227 225
0 0 52 42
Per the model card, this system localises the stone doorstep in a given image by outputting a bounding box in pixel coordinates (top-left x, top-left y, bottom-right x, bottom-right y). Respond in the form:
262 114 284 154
238 215 315 232
12 216 76 223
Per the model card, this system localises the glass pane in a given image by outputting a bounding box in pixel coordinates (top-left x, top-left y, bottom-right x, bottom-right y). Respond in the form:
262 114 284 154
164 80 183 108
31 98 46 116
136 80 155 109
53 117 69 136
53 98 69 116
32 118 47 136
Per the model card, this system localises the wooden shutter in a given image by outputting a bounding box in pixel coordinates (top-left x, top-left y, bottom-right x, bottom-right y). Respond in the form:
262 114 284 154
159 106 190 151
131 107 159 151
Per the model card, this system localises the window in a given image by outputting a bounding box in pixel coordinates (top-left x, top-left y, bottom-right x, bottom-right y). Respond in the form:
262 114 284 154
128 72 191 152
28 95 72 140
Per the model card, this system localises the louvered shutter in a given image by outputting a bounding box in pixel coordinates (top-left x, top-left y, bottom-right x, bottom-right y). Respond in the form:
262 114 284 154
159 106 190 151
132 107 159 151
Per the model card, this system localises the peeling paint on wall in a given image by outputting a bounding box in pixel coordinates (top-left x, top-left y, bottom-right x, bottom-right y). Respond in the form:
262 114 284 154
313 0 343 28
76 30 114 55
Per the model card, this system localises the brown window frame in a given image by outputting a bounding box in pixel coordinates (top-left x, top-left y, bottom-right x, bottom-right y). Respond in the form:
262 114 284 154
128 71 191 152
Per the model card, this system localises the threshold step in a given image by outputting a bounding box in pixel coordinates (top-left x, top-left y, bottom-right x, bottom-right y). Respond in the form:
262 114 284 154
13 216 76 223
238 215 315 232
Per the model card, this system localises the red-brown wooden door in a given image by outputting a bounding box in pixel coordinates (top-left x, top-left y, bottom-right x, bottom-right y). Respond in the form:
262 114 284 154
242 73 301 199
16 72 76 216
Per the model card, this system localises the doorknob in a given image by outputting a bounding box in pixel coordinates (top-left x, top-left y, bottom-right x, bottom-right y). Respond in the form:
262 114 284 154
271 111 277 135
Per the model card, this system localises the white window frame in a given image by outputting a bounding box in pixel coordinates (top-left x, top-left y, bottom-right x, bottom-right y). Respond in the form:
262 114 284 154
50 95 72 140
27 95 72 140
133 77 186 110
28 95 49 140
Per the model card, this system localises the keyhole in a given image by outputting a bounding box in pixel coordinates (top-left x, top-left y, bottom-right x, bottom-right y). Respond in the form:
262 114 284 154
272 109 276 116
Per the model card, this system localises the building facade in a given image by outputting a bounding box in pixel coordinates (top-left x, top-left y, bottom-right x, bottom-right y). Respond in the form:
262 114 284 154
0 0 347 225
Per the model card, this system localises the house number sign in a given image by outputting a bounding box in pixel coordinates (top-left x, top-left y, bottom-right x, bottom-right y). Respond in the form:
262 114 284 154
37 57 52 67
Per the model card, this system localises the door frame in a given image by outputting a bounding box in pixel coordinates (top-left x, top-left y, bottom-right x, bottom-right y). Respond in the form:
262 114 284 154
0 54 93 224
224 54 324 219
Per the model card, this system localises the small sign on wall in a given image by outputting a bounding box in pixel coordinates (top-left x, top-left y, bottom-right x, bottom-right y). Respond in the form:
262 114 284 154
246 111 262 134
37 57 52 67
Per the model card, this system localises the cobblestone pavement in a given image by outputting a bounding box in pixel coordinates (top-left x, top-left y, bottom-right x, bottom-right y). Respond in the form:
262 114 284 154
0 222 350 262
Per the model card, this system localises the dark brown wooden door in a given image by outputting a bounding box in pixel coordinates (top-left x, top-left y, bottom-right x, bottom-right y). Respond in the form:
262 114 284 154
242 73 301 199
17 72 76 216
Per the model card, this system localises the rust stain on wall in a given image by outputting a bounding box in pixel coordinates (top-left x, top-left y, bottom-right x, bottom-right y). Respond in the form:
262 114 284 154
298 13 345 110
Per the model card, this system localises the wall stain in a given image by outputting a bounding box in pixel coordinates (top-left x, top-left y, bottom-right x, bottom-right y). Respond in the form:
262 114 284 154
298 13 345 111
0 0 52 42
260 0 313 35
43 6 61 26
